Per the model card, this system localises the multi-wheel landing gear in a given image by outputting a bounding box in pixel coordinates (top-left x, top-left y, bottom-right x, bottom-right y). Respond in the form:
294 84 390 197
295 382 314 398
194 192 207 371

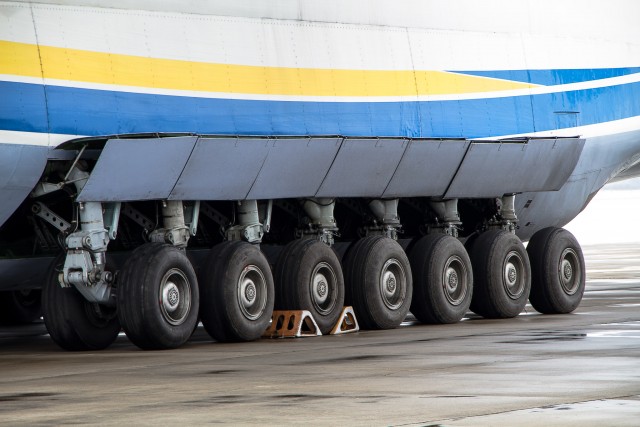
36 175 586 351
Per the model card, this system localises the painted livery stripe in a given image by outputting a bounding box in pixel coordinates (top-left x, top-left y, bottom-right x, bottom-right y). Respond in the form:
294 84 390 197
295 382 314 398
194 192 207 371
0 40 536 97
2 80 639 139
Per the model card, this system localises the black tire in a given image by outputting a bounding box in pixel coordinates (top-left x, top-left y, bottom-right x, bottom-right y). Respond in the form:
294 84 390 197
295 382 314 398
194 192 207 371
0 289 42 324
274 239 345 334
42 255 120 351
200 241 274 342
344 236 412 330
118 243 199 350
469 230 531 319
409 234 473 324
527 227 586 314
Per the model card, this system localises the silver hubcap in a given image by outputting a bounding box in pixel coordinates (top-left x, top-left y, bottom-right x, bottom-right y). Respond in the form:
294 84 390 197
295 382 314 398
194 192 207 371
310 262 338 315
559 248 580 295
380 258 407 310
238 266 268 321
443 255 468 306
159 268 191 326
503 251 526 299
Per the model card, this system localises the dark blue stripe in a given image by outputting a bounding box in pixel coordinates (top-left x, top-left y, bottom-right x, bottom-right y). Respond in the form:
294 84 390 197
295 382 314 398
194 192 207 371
1 80 640 139
453 68 640 86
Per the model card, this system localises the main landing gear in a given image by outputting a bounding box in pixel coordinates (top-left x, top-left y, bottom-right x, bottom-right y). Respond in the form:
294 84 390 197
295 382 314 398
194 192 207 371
36 172 586 351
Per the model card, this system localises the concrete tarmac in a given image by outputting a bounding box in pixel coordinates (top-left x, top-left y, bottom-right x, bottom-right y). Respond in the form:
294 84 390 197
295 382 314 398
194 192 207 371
1 244 639 426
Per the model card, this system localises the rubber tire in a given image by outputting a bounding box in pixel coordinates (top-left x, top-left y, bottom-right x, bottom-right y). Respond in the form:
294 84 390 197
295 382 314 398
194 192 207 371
344 236 413 330
274 239 345 334
409 234 473 324
0 289 42 324
200 241 274 342
527 227 586 314
42 255 120 351
469 230 531 319
118 243 199 350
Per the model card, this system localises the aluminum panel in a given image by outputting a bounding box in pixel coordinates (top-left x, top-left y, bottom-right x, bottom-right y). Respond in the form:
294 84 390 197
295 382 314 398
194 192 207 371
247 137 342 199
316 138 408 198
170 137 270 200
383 139 469 198
78 136 197 202
444 138 585 198
0 145 48 227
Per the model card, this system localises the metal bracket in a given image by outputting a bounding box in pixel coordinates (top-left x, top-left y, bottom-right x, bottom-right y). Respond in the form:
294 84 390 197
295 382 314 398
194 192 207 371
31 202 72 233
103 202 121 240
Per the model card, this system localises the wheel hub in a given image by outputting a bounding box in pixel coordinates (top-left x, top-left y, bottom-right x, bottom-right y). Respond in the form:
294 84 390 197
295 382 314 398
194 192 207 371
379 258 406 310
384 272 397 294
243 280 257 303
503 251 526 300
313 273 329 303
237 266 267 321
505 263 518 286
445 267 459 291
164 283 180 309
443 255 467 306
559 248 580 295
159 269 191 326
310 262 337 315
562 260 573 281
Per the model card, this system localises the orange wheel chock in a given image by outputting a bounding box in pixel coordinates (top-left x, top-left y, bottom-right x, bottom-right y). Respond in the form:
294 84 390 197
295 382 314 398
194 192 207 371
330 306 360 335
262 310 322 338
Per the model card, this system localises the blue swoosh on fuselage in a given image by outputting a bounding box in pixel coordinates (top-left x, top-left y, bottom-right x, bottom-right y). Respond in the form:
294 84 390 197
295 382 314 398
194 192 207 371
1 79 639 139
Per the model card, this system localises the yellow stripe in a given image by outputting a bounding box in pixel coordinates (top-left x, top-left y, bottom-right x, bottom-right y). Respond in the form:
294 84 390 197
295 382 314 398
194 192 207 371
0 40 536 96
0 40 43 79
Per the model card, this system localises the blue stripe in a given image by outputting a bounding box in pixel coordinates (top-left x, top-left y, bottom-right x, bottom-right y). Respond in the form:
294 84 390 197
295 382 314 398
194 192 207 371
1 80 640 139
0 81 48 133
453 68 640 86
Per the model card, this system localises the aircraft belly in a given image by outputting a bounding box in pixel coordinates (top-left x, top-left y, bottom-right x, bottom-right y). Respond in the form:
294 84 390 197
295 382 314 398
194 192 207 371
76 136 585 202
0 144 48 227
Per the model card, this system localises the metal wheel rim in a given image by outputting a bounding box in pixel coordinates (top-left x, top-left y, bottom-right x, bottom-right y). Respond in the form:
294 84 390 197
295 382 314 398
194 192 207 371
442 255 468 306
558 248 580 295
159 268 192 326
310 261 338 315
503 250 526 300
237 265 268 321
379 258 407 310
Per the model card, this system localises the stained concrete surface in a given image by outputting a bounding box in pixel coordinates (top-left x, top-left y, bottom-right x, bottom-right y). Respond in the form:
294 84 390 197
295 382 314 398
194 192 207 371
0 244 639 426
